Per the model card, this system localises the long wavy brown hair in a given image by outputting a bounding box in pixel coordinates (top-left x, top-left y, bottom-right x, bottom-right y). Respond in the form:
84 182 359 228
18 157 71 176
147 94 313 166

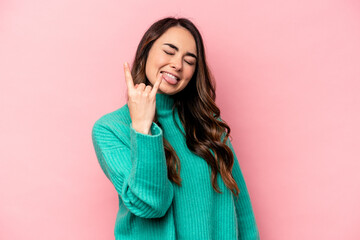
129 17 240 196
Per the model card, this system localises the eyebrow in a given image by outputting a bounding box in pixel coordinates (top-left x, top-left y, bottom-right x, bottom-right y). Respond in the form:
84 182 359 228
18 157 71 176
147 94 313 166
163 43 197 59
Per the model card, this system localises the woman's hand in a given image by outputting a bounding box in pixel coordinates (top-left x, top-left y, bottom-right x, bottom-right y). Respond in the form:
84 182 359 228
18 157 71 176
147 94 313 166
123 62 162 135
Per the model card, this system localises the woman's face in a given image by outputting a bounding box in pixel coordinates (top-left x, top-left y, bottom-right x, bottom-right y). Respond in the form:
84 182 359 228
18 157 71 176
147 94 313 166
145 26 197 95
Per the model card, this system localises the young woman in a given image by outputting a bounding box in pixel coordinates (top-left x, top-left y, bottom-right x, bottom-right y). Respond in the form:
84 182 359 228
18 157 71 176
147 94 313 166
92 17 260 240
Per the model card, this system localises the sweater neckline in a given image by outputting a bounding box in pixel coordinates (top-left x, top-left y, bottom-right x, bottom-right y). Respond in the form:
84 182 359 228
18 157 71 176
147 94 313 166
156 93 175 116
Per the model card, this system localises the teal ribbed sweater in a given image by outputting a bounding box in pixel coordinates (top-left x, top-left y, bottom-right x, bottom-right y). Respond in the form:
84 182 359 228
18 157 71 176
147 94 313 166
91 93 260 239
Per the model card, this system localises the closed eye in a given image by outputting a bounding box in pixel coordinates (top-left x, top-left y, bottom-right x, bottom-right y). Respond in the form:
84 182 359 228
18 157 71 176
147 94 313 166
164 50 195 66
164 50 174 55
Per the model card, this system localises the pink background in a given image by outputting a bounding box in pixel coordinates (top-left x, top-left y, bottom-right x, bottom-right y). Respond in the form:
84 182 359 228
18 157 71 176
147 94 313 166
1 0 360 239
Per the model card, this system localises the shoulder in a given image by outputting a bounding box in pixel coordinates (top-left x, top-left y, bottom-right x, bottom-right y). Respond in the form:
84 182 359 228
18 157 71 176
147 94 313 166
92 103 131 141
94 103 130 126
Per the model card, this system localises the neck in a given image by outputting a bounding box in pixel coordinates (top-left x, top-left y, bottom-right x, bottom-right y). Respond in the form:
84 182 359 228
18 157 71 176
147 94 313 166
156 93 175 117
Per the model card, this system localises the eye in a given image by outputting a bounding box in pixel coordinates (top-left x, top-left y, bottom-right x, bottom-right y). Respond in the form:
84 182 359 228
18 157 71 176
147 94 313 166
163 50 174 55
185 60 195 66
164 50 195 66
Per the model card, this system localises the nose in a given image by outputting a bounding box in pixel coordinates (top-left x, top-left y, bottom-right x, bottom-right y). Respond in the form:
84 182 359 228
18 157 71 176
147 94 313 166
170 57 182 71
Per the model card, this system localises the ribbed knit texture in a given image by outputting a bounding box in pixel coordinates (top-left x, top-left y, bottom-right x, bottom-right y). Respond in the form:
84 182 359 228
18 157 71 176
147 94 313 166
91 93 260 240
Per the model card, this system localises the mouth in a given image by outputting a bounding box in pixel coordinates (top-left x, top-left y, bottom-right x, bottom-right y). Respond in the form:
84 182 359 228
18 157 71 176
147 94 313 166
160 71 180 81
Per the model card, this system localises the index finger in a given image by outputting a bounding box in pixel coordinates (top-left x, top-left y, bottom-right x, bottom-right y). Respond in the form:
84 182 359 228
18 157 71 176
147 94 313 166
123 62 134 90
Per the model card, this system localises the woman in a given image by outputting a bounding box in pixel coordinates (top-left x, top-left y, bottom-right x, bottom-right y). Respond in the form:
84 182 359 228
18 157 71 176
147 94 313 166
92 17 260 240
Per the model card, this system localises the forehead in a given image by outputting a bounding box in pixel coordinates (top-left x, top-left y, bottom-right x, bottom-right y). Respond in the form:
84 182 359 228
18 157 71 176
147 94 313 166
156 26 197 53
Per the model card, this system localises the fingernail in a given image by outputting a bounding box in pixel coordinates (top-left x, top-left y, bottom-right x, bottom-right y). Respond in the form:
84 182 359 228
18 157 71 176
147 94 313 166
124 62 127 67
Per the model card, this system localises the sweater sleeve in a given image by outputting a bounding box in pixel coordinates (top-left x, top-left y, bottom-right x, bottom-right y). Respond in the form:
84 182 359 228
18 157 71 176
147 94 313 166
226 138 260 240
91 120 174 219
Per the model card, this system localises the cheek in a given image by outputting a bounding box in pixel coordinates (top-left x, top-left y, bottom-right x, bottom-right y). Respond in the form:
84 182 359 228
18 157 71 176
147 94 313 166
184 67 196 79
156 54 169 66
147 50 165 67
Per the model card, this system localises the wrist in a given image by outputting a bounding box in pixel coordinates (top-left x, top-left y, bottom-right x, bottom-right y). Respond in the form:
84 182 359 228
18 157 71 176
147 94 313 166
132 123 151 135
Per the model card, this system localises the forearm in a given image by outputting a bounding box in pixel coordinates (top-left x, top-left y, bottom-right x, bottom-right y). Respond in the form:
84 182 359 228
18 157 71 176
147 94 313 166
92 121 174 218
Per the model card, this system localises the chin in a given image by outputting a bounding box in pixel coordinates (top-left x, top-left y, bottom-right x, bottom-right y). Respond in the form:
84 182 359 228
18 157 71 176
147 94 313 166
158 89 175 95
157 83 179 95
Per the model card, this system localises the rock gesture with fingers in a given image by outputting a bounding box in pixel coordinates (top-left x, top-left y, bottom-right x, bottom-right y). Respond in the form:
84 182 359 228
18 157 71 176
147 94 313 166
123 62 162 135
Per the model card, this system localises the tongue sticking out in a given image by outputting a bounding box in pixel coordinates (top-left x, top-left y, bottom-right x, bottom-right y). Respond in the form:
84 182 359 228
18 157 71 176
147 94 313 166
162 73 178 85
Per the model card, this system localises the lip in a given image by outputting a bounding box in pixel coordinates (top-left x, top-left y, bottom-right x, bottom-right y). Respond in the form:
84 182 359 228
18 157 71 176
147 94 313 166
160 71 180 80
